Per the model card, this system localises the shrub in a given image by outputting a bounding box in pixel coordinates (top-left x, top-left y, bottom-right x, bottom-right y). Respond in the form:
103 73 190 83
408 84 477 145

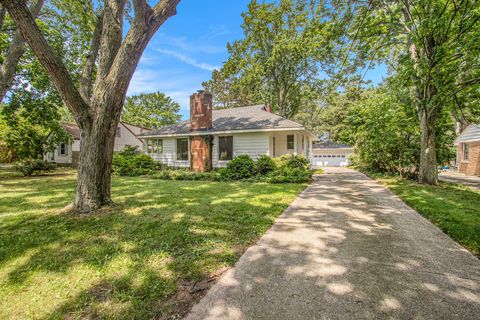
254 155 276 176
222 154 255 180
15 159 56 176
112 147 156 176
277 154 309 170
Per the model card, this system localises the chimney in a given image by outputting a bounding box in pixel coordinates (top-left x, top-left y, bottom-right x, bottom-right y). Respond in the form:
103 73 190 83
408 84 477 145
264 105 272 113
190 90 212 132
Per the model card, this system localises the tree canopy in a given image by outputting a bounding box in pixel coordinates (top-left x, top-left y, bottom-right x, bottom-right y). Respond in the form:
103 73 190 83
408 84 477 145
122 91 181 129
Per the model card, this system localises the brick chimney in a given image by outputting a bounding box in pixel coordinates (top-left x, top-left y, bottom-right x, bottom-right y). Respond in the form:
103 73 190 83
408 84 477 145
264 105 272 113
190 90 212 131
190 90 213 172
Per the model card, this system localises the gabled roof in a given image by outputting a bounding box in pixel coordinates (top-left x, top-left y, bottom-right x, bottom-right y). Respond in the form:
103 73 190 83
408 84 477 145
138 105 312 137
313 141 352 149
455 124 480 145
61 122 151 140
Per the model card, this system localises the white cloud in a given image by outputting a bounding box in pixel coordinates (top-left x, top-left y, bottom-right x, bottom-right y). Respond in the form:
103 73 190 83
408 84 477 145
156 49 220 71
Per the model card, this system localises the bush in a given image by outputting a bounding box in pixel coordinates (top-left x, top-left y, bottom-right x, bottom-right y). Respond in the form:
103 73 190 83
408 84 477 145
254 155 276 176
112 147 156 176
15 159 56 176
222 154 255 180
276 154 309 170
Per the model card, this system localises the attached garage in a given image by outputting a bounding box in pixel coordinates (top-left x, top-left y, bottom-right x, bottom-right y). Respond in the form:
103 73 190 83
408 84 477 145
311 141 353 167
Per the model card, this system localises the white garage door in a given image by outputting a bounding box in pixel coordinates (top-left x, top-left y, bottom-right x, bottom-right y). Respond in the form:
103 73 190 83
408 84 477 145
311 154 349 167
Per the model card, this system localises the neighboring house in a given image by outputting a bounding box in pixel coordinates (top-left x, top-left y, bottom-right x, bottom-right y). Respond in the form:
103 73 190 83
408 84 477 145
311 141 353 167
45 122 151 166
454 124 480 176
138 90 317 172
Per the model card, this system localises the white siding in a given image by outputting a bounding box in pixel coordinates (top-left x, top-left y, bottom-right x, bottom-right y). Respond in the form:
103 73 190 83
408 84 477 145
455 125 480 145
233 133 269 159
149 137 189 168
113 123 146 151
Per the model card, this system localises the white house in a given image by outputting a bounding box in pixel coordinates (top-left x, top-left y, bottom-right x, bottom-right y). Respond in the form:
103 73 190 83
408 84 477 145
45 122 151 166
138 90 317 172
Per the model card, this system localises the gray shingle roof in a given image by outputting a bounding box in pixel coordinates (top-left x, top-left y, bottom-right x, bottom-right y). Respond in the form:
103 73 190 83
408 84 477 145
138 105 305 137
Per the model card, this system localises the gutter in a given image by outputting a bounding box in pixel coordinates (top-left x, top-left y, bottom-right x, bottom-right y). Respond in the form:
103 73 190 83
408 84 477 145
138 127 310 139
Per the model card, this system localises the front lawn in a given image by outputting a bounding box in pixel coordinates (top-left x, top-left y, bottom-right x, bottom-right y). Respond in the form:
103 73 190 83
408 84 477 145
373 175 480 257
0 171 306 319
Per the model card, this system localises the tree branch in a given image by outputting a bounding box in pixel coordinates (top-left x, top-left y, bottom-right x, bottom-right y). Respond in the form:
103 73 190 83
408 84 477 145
96 0 126 80
1 0 91 123
0 0 44 102
79 12 103 102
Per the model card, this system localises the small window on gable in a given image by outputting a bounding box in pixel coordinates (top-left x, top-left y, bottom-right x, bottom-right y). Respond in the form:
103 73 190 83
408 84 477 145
218 136 233 160
59 143 68 156
115 126 121 137
462 143 469 161
177 138 189 161
287 135 294 150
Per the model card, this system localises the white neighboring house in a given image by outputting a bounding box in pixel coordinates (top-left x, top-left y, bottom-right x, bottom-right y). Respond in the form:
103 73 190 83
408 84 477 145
45 122 151 166
138 91 317 171
311 141 353 167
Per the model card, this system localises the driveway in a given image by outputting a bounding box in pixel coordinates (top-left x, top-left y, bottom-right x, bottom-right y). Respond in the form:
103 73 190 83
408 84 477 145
439 171 480 190
187 167 480 320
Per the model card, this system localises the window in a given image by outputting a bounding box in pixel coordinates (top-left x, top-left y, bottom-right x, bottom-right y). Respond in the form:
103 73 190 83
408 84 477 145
176 138 189 161
147 139 163 154
58 143 68 156
115 126 121 137
218 136 233 160
272 137 276 157
287 135 294 150
462 143 469 161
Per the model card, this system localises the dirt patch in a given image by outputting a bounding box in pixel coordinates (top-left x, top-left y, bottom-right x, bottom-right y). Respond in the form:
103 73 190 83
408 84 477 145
158 267 229 320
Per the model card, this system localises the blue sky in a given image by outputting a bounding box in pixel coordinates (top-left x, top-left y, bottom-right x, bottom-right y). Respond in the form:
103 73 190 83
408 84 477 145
128 0 387 119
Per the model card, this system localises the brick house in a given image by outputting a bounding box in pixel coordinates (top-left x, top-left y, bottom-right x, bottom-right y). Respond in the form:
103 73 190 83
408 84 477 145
138 90 317 172
454 124 480 176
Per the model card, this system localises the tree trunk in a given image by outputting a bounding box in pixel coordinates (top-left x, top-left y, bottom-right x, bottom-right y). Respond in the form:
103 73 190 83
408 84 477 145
74 114 118 213
418 107 438 185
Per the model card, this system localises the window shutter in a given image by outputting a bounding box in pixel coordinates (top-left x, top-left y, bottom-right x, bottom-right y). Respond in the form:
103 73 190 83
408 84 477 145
65 144 68 156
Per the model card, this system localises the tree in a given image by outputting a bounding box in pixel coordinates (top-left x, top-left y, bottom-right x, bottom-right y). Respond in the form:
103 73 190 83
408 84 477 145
203 0 343 118
0 91 69 162
342 0 480 184
0 0 44 102
341 80 455 179
122 91 181 128
2 0 180 213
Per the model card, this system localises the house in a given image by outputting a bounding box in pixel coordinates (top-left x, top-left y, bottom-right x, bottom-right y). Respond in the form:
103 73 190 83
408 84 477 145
138 90 317 172
311 141 353 167
45 122 151 166
454 124 480 176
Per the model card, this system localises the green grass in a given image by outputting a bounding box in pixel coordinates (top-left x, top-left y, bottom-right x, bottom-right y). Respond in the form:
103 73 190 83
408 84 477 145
373 174 480 257
0 170 306 319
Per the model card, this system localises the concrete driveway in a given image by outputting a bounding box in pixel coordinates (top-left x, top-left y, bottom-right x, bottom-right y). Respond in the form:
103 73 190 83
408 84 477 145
439 171 480 190
187 167 480 320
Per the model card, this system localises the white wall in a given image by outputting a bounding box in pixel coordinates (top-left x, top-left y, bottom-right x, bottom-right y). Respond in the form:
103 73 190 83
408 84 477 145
113 123 147 151
212 132 269 168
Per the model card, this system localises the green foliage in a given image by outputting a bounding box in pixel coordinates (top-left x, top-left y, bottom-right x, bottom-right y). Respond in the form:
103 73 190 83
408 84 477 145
203 0 343 118
254 155 277 176
269 154 312 183
112 147 156 176
14 159 56 176
222 154 256 180
122 92 181 129
340 84 455 179
0 93 70 162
